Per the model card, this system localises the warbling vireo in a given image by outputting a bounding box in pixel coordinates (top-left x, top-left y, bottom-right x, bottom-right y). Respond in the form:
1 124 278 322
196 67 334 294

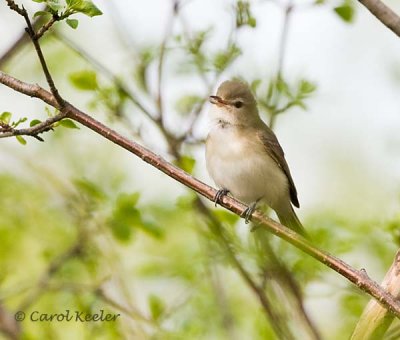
206 80 306 236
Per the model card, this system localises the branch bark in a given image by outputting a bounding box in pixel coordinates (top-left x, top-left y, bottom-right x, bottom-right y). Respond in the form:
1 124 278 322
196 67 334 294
358 0 400 37
351 250 400 340
1 72 400 320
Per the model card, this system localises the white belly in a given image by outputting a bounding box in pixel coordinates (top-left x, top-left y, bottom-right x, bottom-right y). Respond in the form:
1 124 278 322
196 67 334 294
206 124 289 210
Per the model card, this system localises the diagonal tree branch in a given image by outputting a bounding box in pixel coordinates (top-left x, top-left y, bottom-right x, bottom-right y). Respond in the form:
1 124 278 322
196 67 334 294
357 0 400 37
1 72 400 320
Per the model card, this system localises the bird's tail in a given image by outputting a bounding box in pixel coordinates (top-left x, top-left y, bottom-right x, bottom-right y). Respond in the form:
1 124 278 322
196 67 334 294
277 205 308 238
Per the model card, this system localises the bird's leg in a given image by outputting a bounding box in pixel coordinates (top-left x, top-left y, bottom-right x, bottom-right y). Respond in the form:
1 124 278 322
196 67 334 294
241 200 260 224
214 188 229 207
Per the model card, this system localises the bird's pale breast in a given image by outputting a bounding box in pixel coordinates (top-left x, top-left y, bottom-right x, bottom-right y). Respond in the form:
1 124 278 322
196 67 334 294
206 123 290 210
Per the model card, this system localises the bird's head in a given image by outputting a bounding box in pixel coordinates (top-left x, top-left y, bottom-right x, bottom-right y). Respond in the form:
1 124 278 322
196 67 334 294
209 80 260 126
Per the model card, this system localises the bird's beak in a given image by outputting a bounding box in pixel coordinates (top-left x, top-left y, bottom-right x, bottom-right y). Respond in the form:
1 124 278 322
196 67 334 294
209 95 228 106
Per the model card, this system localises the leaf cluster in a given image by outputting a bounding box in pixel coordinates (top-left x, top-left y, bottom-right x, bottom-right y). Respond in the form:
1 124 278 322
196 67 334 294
256 76 317 118
235 0 257 28
0 109 78 145
32 0 102 30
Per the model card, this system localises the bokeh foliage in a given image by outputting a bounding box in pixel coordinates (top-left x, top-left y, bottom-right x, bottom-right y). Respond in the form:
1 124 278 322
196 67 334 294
1 0 400 339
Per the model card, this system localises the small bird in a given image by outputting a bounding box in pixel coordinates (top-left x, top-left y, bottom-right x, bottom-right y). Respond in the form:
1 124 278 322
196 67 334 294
206 80 306 236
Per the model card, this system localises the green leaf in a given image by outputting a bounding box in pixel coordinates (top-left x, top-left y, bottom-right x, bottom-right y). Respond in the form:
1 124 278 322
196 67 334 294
293 100 307 110
66 18 79 29
188 30 209 55
299 80 316 94
120 192 141 206
0 112 12 124
60 119 79 129
250 79 262 93
66 0 81 6
236 1 257 28
134 48 155 93
248 17 257 28
11 117 27 128
46 0 64 12
139 221 164 239
30 119 42 127
32 0 46 2
148 295 165 321
266 81 275 103
108 193 141 242
213 44 241 72
33 11 51 18
109 219 132 242
178 155 196 174
74 178 106 202
334 3 355 23
69 70 98 91
387 219 400 246
276 77 291 97
15 135 26 145
69 0 103 17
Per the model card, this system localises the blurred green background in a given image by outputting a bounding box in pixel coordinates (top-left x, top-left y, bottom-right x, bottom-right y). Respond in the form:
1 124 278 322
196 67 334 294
1 0 400 339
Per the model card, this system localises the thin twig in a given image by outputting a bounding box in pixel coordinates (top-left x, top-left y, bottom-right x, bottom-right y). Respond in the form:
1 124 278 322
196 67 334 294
96 288 153 325
0 112 66 140
35 15 59 40
6 0 65 107
195 198 295 340
156 0 179 120
18 241 83 311
255 230 321 340
201 239 237 339
0 71 66 141
5 0 24 16
269 1 293 129
0 6 47 67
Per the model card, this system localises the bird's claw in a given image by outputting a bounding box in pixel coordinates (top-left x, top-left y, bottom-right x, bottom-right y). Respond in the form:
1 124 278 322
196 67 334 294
240 201 258 224
214 189 229 207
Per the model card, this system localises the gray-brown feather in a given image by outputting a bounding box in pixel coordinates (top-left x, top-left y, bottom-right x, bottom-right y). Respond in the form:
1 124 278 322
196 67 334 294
257 127 300 208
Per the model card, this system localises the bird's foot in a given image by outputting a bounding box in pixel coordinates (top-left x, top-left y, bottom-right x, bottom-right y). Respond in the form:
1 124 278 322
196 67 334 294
241 201 258 224
214 188 229 207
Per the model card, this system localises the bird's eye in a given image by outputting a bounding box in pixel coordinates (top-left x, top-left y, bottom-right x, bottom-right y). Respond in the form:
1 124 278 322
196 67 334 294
234 101 243 108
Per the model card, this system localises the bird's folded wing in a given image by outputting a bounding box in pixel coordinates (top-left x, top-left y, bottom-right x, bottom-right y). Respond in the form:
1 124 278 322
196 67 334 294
257 129 300 208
